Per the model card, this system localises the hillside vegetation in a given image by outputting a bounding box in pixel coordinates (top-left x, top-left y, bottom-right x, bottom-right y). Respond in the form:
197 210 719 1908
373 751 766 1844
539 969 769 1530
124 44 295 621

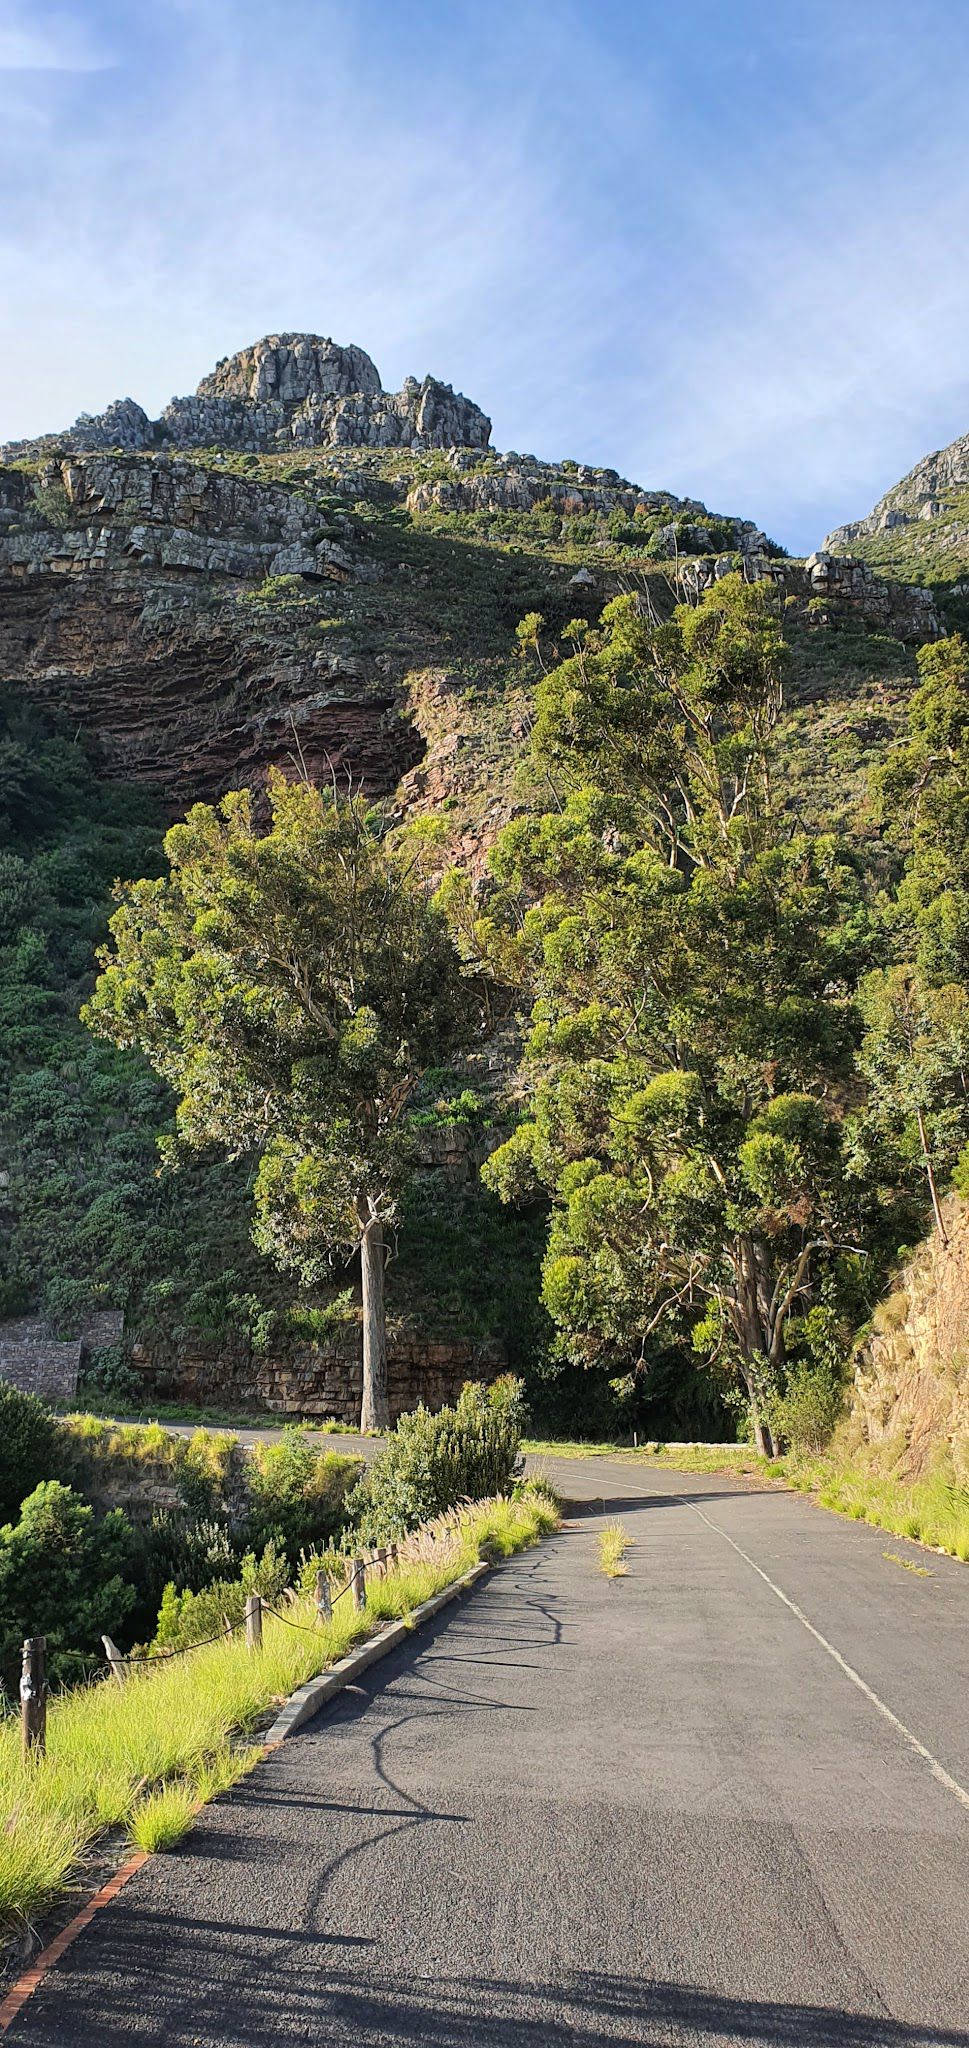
3 333 969 1451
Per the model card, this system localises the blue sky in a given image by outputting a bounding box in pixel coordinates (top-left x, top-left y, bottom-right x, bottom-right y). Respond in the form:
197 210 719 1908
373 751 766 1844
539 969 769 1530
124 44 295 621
2 1 969 552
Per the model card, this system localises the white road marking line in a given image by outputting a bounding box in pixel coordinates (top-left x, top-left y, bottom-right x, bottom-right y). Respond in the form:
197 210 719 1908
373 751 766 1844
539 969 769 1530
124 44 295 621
616 1481 969 1814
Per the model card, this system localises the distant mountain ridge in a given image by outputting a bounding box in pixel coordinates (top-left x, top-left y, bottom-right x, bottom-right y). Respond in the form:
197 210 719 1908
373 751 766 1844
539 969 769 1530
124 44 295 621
1 331 493 460
824 424 969 604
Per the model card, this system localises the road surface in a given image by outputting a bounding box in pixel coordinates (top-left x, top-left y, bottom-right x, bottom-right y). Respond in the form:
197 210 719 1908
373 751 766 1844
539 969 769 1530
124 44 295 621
8 1459 969 2045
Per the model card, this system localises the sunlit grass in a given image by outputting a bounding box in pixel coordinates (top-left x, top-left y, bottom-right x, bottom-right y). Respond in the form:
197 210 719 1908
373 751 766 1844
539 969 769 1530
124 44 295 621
787 1458 969 1561
598 1521 633 1578
0 1489 558 1944
523 1437 770 1474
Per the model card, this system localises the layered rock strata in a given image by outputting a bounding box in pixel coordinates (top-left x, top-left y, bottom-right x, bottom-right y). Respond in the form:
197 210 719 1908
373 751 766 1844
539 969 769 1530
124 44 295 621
0 452 420 801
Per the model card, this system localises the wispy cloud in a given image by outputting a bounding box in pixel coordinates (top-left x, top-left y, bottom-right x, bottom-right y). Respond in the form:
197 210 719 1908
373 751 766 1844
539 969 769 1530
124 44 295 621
0 3 112 71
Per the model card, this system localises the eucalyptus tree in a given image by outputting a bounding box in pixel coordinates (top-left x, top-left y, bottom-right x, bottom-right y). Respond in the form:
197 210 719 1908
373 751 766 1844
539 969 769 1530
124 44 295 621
85 774 483 1430
483 576 866 1454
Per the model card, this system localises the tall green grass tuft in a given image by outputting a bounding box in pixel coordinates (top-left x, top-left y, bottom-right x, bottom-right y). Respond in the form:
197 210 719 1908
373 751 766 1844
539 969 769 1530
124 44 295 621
598 1521 632 1578
0 1486 558 1945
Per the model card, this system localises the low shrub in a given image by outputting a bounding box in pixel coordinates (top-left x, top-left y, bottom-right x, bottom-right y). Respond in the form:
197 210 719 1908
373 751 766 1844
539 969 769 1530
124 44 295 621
349 1376 526 1543
0 1481 136 1688
152 1541 289 1652
770 1365 845 1456
0 1383 64 1524
246 1433 361 1555
76 1344 144 1408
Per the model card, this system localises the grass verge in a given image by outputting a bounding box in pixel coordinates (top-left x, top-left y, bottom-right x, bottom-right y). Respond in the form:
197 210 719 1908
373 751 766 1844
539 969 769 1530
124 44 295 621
0 1488 558 1947
523 1437 770 1474
58 1399 371 1436
785 1458 969 1561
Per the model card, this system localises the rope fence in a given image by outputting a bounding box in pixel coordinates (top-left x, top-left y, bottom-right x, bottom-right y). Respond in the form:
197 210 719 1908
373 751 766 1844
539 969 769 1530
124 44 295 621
18 1505 502 1758
18 1543 401 1757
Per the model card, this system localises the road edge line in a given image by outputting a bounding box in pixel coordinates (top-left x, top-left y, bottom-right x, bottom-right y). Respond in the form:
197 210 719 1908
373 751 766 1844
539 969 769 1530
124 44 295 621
679 1494 969 1814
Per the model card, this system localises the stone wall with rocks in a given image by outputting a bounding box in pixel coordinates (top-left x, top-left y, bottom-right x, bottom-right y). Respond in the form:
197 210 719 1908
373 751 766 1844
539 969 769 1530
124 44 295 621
0 1310 121 1404
131 1331 503 1424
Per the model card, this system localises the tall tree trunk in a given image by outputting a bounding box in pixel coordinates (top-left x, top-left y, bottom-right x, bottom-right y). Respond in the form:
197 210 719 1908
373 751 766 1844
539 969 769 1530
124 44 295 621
916 1107 949 1246
358 1203 389 1433
741 1358 776 1460
750 1403 776 1460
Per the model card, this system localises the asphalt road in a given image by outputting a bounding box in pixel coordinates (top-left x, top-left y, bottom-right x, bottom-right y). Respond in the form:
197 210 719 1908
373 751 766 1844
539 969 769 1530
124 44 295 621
9 1460 969 2046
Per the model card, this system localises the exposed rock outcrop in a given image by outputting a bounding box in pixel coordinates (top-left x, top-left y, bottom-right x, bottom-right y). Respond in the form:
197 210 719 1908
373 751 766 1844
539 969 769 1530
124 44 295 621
680 548 943 642
853 1196 969 1483
407 459 771 557
2 332 492 461
825 430 969 552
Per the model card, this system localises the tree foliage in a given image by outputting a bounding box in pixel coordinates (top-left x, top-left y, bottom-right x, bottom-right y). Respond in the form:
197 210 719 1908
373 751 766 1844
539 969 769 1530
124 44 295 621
483 578 872 1452
84 775 485 1427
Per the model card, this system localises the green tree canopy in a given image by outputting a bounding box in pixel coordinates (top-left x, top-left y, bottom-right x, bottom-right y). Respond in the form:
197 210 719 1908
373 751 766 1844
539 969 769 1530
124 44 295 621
483 577 870 1454
84 775 485 1429
853 635 969 1240
873 633 969 984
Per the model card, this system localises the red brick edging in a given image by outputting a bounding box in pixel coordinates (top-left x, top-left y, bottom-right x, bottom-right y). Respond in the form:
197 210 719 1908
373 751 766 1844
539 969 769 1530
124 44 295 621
0 1851 149 2035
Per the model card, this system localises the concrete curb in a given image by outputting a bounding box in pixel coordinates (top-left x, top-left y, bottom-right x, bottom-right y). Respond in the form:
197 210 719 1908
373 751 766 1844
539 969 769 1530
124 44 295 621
264 1559 490 1742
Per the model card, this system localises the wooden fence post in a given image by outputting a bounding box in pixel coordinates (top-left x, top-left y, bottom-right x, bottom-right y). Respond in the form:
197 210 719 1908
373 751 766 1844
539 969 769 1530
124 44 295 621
376 1546 388 1579
20 1636 47 1758
315 1571 332 1626
245 1593 263 1653
352 1556 367 1611
102 1635 127 1689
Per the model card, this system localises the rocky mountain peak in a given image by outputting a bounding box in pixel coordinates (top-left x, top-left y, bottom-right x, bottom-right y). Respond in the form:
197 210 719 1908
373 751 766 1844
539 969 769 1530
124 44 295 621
821 422 969 598
0 331 491 462
197 333 383 405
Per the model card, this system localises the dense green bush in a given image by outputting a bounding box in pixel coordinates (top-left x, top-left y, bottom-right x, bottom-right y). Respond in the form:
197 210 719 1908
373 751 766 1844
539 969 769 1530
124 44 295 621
0 1481 136 1688
246 1434 362 1555
152 1541 288 1652
769 1364 846 1457
350 1376 526 1542
0 1383 64 1524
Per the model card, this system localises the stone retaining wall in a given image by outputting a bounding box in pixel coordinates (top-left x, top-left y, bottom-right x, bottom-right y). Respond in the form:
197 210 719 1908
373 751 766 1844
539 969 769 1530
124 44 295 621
0 1309 123 1404
132 1333 503 1423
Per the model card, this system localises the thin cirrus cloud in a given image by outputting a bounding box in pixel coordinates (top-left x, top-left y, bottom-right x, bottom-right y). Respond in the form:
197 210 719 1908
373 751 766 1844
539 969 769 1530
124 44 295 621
1 0 969 555
0 2 111 71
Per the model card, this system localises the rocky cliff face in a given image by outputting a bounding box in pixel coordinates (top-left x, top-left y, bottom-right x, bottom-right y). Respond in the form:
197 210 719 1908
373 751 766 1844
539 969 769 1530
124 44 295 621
0 451 421 800
0 331 947 843
1 332 491 461
823 425 969 601
853 1196 969 1483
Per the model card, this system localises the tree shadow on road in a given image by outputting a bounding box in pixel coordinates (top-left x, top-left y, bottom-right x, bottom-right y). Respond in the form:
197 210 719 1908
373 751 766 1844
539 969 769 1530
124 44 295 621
18 1941 969 2048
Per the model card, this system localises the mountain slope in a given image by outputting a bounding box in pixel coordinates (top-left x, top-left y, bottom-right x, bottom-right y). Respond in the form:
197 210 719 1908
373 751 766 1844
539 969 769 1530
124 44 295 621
824 425 969 617
0 331 955 1429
